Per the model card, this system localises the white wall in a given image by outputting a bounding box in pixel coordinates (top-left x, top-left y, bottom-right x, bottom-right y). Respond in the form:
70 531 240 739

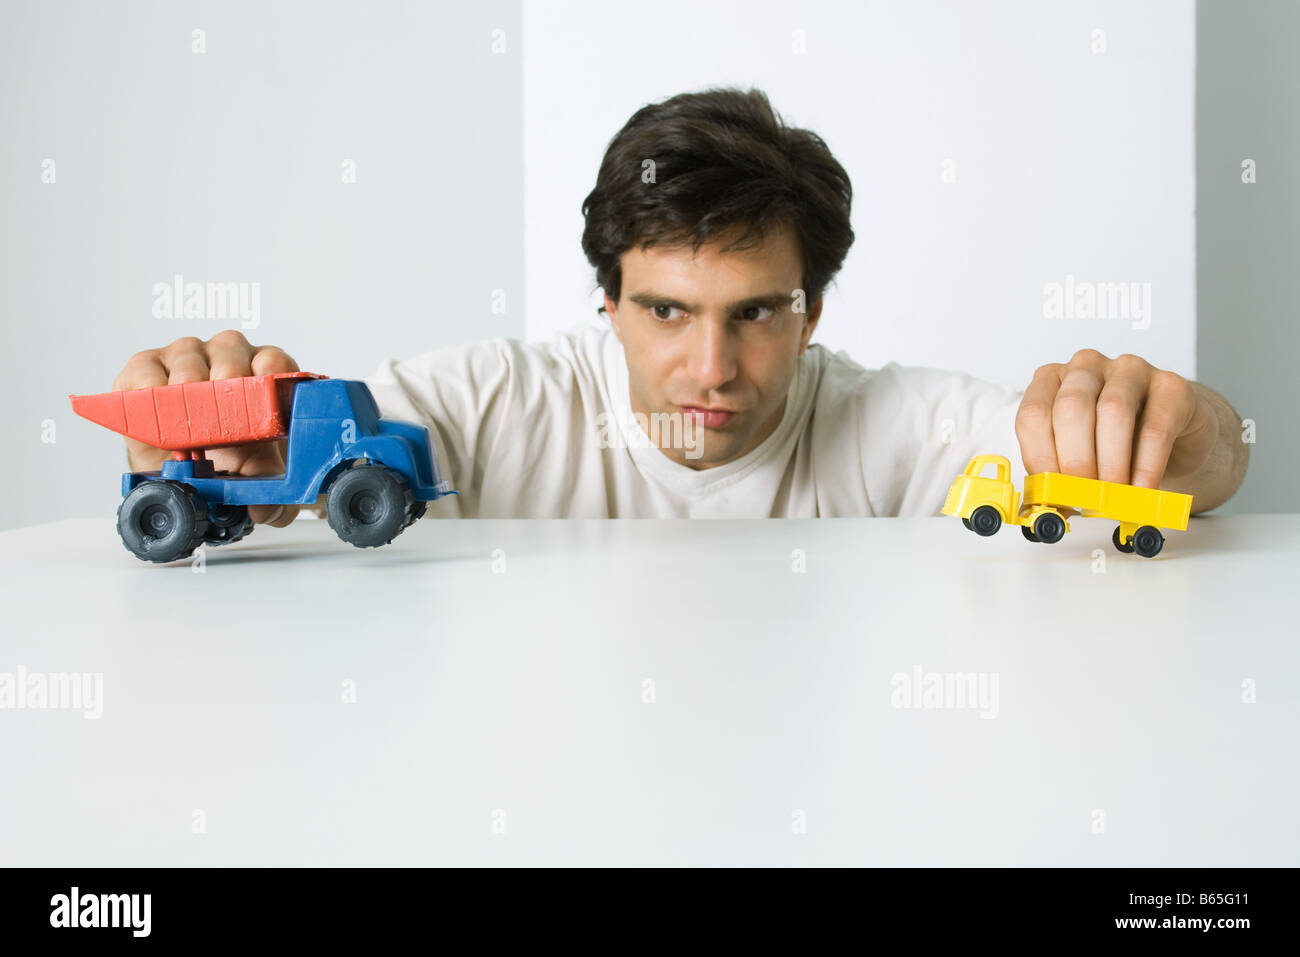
0 0 1197 530
0 0 521 530
523 0 1195 391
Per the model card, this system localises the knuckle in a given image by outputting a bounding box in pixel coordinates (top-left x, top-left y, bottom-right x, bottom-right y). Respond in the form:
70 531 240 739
254 346 295 370
207 328 250 349
1070 347 1105 365
1150 368 1185 393
1032 362 1062 380
114 351 159 391
1015 402 1051 430
1052 388 1095 415
1094 393 1132 420
164 336 205 359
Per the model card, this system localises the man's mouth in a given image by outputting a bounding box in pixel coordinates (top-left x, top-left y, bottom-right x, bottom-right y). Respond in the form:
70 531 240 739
679 406 737 428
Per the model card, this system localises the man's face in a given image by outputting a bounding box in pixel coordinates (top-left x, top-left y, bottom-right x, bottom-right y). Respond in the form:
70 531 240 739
605 223 821 469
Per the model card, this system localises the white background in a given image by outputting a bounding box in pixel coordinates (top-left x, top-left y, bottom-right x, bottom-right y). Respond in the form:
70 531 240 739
523 0 1195 387
2 0 1199 529
0 0 522 529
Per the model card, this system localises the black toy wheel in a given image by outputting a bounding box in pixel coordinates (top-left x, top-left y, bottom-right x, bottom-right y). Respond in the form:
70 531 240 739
1033 512 1066 544
1112 526 1135 553
1021 526 1039 542
962 517 972 530
117 481 209 563
327 463 413 548
204 503 254 546
969 505 1002 537
402 499 428 529
1132 525 1164 558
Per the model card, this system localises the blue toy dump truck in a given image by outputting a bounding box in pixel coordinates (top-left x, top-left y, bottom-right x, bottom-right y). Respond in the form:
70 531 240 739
70 371 457 563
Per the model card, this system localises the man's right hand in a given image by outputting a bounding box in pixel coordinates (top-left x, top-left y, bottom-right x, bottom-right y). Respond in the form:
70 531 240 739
112 330 303 527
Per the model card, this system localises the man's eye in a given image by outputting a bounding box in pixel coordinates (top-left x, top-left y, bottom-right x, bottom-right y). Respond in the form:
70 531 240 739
651 304 685 321
739 306 775 321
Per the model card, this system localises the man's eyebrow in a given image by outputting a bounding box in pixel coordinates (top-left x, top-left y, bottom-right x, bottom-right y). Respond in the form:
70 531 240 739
626 290 793 313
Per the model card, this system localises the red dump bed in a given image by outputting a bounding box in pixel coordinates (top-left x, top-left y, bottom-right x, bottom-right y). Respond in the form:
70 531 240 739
70 372 327 451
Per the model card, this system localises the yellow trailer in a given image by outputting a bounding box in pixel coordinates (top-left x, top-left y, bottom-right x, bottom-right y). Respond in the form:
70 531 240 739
942 454 1193 557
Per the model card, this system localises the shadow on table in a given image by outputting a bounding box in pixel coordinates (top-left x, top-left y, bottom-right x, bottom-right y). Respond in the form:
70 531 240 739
192 538 493 568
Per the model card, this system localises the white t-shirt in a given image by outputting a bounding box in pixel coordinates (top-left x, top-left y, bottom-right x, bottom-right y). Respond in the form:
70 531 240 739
362 316 1027 518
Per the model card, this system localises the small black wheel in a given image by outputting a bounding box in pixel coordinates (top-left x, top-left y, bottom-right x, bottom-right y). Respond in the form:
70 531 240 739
327 463 413 548
1021 526 1039 542
1132 525 1164 558
962 517 972 530
402 499 428 529
969 505 1002 537
1033 512 1066 544
117 481 208 563
204 503 254 546
1112 526 1135 553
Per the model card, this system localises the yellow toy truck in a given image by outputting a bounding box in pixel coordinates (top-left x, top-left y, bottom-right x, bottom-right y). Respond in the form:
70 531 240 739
941 454 1193 558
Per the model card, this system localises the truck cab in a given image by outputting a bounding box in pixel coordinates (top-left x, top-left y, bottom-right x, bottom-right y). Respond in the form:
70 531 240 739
941 454 1020 526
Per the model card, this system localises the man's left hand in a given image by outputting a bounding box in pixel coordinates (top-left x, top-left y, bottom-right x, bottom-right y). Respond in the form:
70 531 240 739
1014 349 1217 489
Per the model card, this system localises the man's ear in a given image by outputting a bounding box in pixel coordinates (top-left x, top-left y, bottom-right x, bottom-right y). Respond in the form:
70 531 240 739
798 297 823 354
604 293 622 340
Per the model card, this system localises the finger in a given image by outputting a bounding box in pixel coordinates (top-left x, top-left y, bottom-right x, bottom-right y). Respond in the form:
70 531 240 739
248 503 300 527
203 330 256 380
238 440 286 477
112 354 172 470
113 351 169 392
160 337 211 385
1015 365 1063 475
250 346 300 375
1131 371 1197 489
1094 358 1149 484
210 436 285 477
1051 363 1106 478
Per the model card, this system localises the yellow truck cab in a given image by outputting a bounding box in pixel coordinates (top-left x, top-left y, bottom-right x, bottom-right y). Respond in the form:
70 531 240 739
941 454 1022 536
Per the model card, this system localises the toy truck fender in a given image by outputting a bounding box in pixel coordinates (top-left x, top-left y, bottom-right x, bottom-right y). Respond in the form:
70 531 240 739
309 422 452 502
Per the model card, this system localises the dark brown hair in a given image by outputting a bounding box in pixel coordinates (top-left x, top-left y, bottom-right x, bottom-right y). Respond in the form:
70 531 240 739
582 87 854 309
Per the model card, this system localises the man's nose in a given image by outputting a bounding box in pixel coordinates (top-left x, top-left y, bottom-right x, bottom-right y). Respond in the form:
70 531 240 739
687 318 738 392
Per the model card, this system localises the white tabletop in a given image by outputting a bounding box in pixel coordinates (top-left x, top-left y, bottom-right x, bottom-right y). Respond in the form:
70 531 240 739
0 513 1296 866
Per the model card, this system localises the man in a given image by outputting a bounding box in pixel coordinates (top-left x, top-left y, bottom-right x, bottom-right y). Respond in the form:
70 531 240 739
112 88 1248 523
